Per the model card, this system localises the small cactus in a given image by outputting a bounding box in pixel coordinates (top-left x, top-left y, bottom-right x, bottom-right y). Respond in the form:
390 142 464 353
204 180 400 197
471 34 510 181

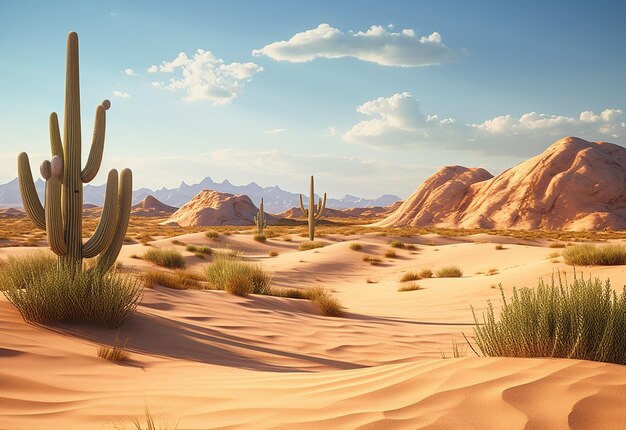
254 197 267 234
299 175 326 241
17 32 132 272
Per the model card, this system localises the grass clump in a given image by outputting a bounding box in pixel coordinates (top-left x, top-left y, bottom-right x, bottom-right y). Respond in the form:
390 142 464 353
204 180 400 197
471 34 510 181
399 271 421 282
253 233 267 242
205 231 219 239
390 240 406 249
268 250 279 257
562 244 626 266
143 248 185 269
205 254 271 296
98 335 130 362
398 283 422 292
185 245 212 255
308 287 344 316
298 241 327 251
549 242 566 248
362 255 383 266
440 339 467 359
419 269 433 278
0 253 142 328
384 249 397 258
142 270 203 290
349 243 362 251
494 244 504 250
470 275 626 365
436 266 463 278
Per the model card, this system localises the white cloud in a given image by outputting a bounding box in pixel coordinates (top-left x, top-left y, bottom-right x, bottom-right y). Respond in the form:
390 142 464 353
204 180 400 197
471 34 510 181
344 92 626 156
124 68 136 76
148 49 263 105
112 91 130 98
263 128 287 134
325 126 337 137
151 81 162 87
253 23 458 67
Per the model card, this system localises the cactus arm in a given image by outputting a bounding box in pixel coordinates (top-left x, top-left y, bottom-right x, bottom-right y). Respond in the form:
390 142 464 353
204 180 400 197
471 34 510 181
81 102 109 183
299 194 308 216
314 192 326 221
82 169 119 258
43 161 67 256
49 113 63 159
17 152 46 230
95 168 132 272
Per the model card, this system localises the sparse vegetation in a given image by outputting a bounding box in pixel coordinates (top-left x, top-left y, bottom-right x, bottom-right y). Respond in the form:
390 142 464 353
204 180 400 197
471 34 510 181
398 283 422 292
298 241 327 251
549 242 566 248
205 231 219 239
495 244 504 250
470 276 626 365
98 335 130 362
419 269 433 278
308 286 343 316
205 254 271 296
436 266 463 278
486 268 499 276
406 244 418 251
548 251 560 259
440 339 467 359
143 248 186 269
185 245 212 256
384 249 397 258
253 233 267 242
390 240 406 249
562 244 626 266
0 252 141 328
349 243 362 251
268 250 279 257
399 271 421 282
362 255 383 266
142 270 203 290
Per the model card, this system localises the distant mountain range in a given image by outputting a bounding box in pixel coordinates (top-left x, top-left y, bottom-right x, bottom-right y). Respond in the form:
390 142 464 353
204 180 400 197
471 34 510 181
0 177 400 214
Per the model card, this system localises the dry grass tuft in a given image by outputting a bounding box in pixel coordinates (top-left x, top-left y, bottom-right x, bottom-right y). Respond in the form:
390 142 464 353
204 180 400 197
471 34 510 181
98 335 130 362
362 255 383 266
143 248 185 269
349 243 362 251
562 244 626 266
298 241 327 251
398 282 422 292
308 287 344 316
436 266 463 278
399 271 421 282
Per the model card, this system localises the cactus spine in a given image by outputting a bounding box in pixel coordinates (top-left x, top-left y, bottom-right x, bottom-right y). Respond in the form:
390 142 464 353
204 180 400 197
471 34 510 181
17 32 132 272
254 197 267 234
299 175 326 241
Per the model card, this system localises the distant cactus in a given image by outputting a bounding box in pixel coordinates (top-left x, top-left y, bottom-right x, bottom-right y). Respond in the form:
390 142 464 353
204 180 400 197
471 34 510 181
254 197 267 234
17 32 132 272
299 175 326 241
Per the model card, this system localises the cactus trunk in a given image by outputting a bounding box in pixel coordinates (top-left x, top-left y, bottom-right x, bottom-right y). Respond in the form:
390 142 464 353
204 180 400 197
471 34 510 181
16 32 132 273
299 175 326 241
254 197 266 234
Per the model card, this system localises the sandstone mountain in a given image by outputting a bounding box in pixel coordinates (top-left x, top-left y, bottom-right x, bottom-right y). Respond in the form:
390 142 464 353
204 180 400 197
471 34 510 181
377 137 626 230
164 190 272 227
131 195 178 217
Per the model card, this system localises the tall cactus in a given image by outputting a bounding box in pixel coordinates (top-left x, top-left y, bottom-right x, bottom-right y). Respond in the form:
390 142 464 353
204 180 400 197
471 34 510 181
254 197 267 234
299 175 326 241
17 32 132 272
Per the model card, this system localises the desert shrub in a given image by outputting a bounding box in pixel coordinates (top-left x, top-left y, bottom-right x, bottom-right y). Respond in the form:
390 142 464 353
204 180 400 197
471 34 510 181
253 233 267 242
142 270 203 290
98 335 130 362
390 240 406 249
406 244 418 251
349 243 362 251
495 244 504 250
0 253 141 328
205 231 219 239
399 271 421 282
308 287 343 316
186 245 212 255
471 276 626 365
384 250 397 258
298 241 327 251
436 266 463 278
143 248 185 269
549 242 566 248
266 287 309 299
398 283 422 292
205 255 271 296
419 269 433 278
563 244 626 266
268 250 279 257
362 255 382 266
170 239 184 246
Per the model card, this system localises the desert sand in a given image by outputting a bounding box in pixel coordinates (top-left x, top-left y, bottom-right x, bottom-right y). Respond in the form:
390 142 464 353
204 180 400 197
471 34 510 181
1 230 626 429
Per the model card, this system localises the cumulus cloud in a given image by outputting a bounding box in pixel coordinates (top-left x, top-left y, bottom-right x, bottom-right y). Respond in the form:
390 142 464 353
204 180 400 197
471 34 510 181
112 91 130 98
124 68 136 76
147 49 263 105
263 128 287 134
344 93 626 156
253 23 458 67
151 81 162 87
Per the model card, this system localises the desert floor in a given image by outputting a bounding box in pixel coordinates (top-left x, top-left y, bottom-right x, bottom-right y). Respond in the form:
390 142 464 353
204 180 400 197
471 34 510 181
1 229 626 429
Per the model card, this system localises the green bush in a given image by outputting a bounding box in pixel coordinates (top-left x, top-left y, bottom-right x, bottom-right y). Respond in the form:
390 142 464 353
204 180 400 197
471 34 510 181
143 248 186 269
471 275 626 365
0 252 142 328
349 243 362 251
562 244 626 266
205 254 271 296
436 266 463 277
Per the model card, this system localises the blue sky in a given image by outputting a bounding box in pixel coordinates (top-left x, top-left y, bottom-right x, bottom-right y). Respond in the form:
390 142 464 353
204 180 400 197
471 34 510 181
1 0 625 198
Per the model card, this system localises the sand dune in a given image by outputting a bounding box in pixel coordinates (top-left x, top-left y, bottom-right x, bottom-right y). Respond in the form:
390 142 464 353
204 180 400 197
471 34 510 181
379 137 626 230
1 232 626 428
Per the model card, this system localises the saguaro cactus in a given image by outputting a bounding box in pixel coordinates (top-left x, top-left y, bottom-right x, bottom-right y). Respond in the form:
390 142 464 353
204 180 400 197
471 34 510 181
254 197 267 234
299 175 326 241
17 32 132 272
